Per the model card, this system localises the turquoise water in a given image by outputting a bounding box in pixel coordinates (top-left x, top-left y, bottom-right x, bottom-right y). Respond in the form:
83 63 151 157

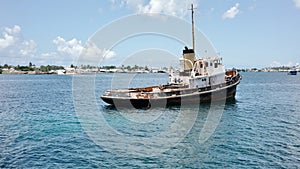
0 72 300 168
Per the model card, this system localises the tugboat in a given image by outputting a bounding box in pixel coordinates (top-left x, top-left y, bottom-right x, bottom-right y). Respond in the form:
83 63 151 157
101 4 242 109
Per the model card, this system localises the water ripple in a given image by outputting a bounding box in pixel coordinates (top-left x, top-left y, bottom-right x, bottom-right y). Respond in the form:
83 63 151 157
1 73 300 168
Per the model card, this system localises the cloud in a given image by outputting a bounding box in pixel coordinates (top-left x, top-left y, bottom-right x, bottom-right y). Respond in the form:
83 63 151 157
0 25 21 48
110 0 199 17
0 25 37 64
19 40 37 57
270 61 296 67
79 41 116 65
53 36 84 59
0 25 116 66
222 3 240 19
294 0 300 8
270 61 281 67
42 37 116 66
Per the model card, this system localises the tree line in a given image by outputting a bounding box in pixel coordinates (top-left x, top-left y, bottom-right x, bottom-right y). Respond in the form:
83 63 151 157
0 62 64 74
0 62 166 74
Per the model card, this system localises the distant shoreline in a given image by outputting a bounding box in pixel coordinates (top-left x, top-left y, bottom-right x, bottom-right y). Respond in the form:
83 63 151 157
0 63 299 75
0 70 299 75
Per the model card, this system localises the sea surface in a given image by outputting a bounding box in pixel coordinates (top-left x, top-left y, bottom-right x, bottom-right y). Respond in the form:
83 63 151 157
0 72 300 168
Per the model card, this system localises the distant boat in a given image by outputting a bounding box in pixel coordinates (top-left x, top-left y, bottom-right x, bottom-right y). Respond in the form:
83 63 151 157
56 69 66 75
288 70 297 75
157 69 167 73
100 4 242 109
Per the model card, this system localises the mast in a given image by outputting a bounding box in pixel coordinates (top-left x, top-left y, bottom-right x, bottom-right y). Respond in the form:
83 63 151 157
191 4 195 51
181 4 196 73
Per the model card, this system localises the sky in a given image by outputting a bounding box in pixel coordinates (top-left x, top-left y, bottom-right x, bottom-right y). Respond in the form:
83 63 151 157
0 0 300 68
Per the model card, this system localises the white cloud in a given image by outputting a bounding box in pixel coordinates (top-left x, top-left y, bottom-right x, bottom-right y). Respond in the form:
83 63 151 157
222 3 240 19
270 61 296 67
270 61 281 67
0 25 37 64
294 0 300 8
19 40 37 57
104 50 116 60
0 25 116 66
111 0 199 17
42 37 116 66
0 25 21 48
79 41 116 65
53 36 84 59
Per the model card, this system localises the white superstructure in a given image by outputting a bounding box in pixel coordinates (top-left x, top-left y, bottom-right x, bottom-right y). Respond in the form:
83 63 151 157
169 47 225 88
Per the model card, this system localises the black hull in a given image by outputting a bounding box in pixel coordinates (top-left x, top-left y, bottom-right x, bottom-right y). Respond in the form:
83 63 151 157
101 78 240 109
288 71 297 75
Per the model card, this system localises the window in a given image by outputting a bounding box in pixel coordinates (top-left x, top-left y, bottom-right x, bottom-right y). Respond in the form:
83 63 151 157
210 62 213 66
200 63 203 68
214 62 218 68
205 62 208 67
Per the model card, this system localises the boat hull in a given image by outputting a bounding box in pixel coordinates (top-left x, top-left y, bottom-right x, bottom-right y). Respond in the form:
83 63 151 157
288 70 297 75
101 75 241 109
